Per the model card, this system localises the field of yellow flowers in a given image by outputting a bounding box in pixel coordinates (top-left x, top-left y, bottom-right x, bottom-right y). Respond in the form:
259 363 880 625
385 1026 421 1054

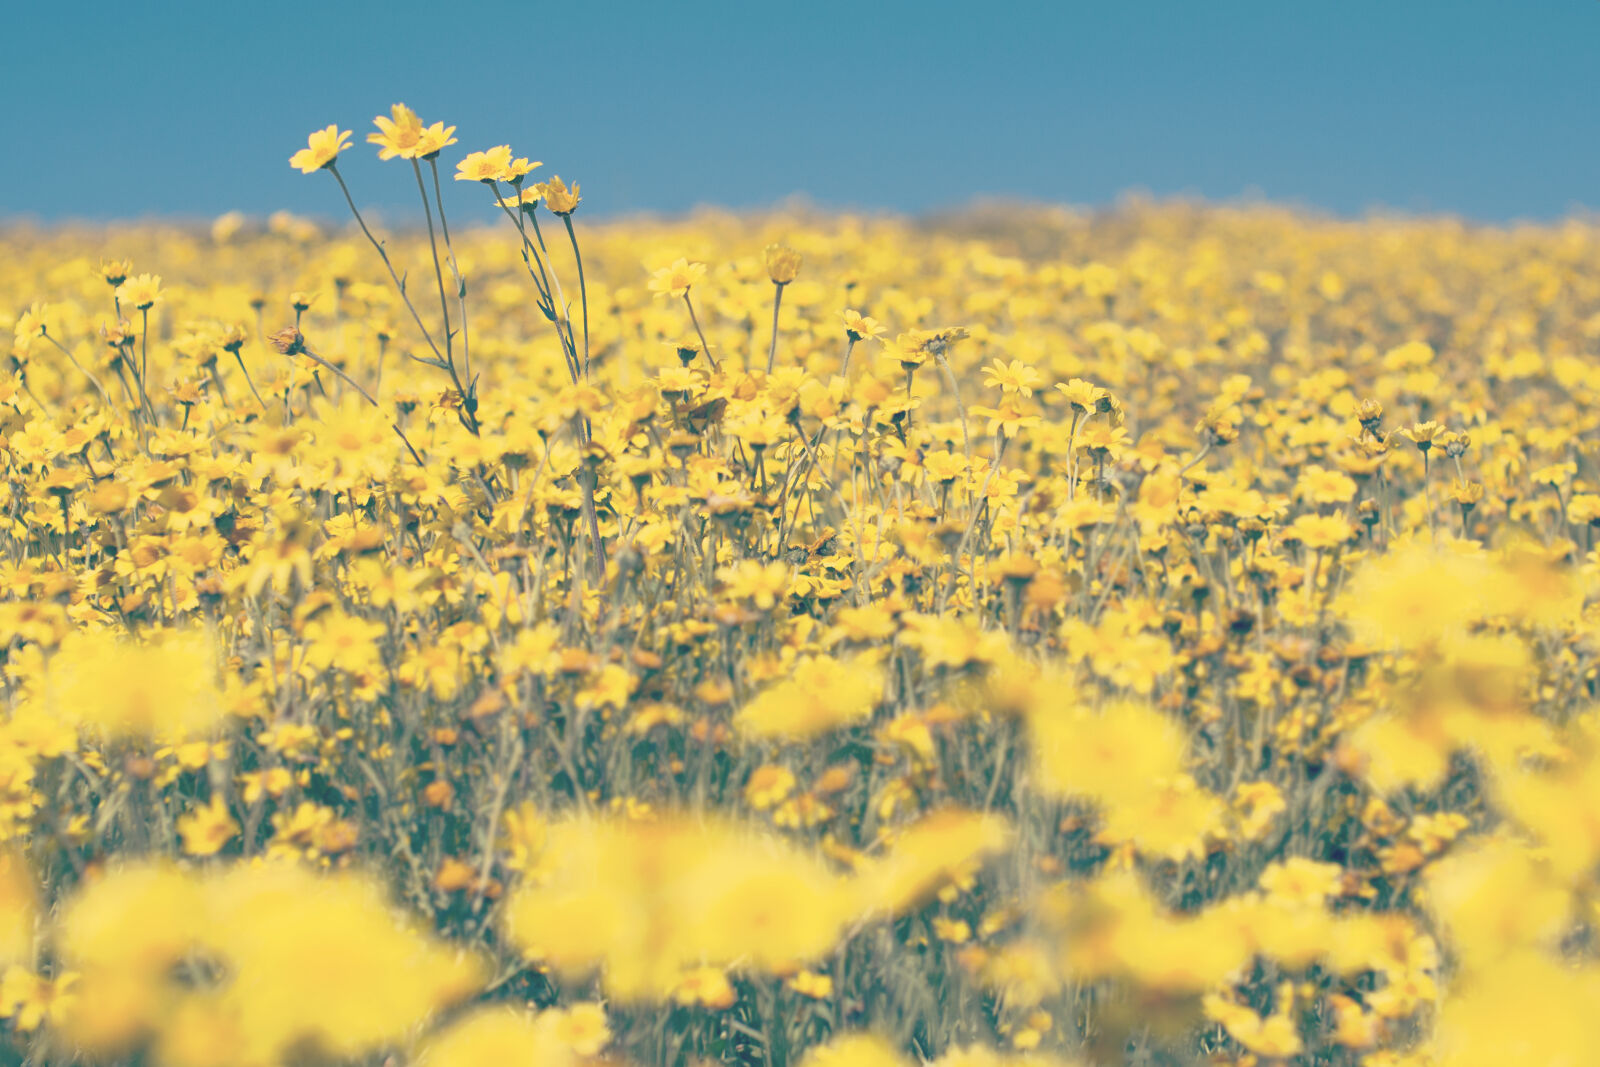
0 106 1597 1066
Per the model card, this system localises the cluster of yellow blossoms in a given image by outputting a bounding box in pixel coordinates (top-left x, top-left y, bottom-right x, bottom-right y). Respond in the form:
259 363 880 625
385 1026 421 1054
0 105 1597 1064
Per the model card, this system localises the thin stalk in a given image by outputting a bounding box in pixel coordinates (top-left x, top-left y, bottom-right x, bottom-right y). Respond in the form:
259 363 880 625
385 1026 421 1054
490 195 553 307
232 351 268 412
206 365 229 406
294 343 425 467
1178 436 1211 476
935 352 972 477
562 214 591 379
139 307 150 391
426 157 472 386
1064 411 1084 500
766 283 784 374
327 165 478 433
1423 450 1436 542
491 186 581 386
124 345 157 425
110 360 138 412
40 331 112 407
684 292 719 372
529 208 581 376
578 462 608 576
328 165 444 364
937 429 1010 615
411 158 454 371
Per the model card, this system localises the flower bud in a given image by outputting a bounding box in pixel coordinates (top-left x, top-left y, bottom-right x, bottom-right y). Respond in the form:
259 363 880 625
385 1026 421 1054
1356 398 1383 434
765 244 802 286
267 327 305 355
542 176 581 215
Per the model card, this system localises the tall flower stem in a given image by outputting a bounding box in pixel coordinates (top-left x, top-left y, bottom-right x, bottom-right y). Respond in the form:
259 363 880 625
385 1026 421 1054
683 293 719 372
766 283 784 374
562 215 591 380
327 164 478 434
1423 450 1436 543
232 351 268 412
411 159 455 373
529 208 580 371
490 186 581 386
488 188 604 586
139 308 150 388
935 352 973 476
428 158 471 386
40 332 112 408
294 342 424 468
134 308 156 421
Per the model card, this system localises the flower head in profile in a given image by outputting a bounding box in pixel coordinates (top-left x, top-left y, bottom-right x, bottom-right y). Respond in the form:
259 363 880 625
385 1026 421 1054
14 302 49 340
1401 419 1444 453
1057 377 1111 414
842 309 885 343
367 103 424 161
648 258 706 299
98 258 131 287
506 156 541 183
289 125 352 173
983 358 1042 397
115 274 163 311
416 121 459 159
455 146 514 183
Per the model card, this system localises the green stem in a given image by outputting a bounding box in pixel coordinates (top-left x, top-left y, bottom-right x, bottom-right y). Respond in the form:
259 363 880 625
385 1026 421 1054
411 159 454 371
562 214 591 380
427 157 472 386
684 292 719 372
295 343 425 467
767 283 785 374
328 164 478 432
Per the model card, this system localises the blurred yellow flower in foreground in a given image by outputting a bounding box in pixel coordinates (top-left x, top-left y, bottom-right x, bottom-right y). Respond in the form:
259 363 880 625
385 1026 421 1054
505 813 857 999
31 628 225 740
735 654 883 738
56 861 481 1062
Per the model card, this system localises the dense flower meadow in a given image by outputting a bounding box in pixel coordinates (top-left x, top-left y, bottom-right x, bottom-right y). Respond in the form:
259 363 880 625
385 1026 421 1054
1 105 1598 1065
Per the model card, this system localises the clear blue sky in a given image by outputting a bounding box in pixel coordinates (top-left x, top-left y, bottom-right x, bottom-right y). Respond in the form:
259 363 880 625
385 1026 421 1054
5 1 1597 223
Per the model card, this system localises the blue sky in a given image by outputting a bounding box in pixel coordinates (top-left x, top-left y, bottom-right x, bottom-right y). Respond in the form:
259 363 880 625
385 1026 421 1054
5 1 1597 222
